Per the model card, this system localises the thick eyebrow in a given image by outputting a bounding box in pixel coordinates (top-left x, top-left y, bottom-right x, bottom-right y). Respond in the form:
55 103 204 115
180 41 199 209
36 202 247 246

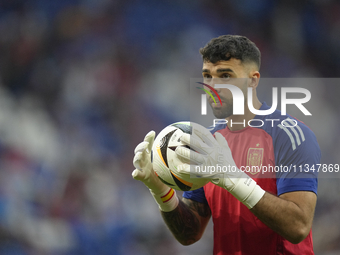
217 68 234 73
202 68 235 73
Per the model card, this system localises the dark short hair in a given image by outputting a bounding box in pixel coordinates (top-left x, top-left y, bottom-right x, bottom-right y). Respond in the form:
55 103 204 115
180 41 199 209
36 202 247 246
199 35 261 69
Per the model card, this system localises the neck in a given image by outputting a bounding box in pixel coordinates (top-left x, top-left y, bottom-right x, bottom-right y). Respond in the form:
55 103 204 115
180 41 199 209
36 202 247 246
226 97 262 131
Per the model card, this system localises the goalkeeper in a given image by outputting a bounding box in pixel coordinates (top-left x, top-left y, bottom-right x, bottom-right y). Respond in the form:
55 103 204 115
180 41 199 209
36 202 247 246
133 35 320 255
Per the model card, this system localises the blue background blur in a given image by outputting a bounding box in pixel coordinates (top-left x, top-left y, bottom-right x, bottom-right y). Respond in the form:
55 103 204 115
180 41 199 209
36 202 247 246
0 0 339 254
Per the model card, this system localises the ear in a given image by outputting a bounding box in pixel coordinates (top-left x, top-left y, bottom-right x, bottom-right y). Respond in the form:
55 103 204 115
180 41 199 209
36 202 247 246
249 71 260 89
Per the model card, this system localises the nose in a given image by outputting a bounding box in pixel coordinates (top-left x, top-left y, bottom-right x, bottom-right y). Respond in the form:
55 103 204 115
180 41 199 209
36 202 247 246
209 78 222 93
200 81 220 95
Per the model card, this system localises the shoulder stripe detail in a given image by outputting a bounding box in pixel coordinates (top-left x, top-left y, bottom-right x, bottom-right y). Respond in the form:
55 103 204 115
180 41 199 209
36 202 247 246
278 124 296 151
287 123 301 146
285 118 305 142
278 118 306 151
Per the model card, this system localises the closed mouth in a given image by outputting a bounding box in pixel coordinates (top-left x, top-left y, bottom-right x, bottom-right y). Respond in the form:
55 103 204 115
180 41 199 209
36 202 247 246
209 97 223 105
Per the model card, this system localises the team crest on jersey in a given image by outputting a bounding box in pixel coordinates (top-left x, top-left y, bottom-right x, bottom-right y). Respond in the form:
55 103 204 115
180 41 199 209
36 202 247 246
247 147 264 175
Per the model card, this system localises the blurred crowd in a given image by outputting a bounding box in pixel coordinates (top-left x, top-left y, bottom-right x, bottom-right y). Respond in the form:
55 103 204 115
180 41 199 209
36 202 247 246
0 0 339 254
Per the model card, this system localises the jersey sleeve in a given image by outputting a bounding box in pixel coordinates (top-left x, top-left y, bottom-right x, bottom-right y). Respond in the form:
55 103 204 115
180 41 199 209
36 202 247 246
183 187 208 204
274 119 321 196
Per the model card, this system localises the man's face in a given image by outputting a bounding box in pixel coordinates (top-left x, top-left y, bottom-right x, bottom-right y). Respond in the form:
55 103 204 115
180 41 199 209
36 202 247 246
202 59 250 119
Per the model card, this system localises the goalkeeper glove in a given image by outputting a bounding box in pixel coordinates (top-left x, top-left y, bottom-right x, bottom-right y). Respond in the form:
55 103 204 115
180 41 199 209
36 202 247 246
175 128 265 209
132 131 178 212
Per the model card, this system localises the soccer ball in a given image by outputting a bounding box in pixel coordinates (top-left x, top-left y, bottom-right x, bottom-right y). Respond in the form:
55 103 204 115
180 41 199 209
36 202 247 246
152 122 209 191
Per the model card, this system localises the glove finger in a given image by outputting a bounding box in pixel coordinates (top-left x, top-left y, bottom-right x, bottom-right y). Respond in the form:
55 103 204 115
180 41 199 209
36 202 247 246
134 141 149 154
193 128 217 147
215 132 229 148
180 133 210 155
132 169 145 180
176 163 209 180
177 163 191 174
175 146 205 165
144 131 156 152
133 152 143 170
170 159 191 177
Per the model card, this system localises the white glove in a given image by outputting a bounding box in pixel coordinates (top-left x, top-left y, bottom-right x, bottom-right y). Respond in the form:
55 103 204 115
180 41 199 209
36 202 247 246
175 128 265 209
132 131 178 212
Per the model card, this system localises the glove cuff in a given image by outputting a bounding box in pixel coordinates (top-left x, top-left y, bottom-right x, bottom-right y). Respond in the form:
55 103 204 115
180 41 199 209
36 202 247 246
225 177 265 209
150 187 179 212
243 184 266 209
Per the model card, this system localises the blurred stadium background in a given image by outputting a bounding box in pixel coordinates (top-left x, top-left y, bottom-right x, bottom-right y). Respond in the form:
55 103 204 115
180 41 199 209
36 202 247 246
0 0 339 254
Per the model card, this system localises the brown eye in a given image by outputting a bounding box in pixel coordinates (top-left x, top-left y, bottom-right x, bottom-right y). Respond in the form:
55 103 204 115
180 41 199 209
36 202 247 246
203 74 212 80
221 73 230 78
